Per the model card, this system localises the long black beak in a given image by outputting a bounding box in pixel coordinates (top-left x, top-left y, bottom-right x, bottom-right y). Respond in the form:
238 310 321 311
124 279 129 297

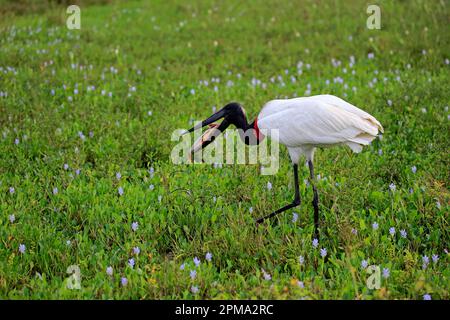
182 108 228 135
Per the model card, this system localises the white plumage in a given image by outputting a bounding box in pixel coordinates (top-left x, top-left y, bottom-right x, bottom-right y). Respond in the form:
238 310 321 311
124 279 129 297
257 94 383 163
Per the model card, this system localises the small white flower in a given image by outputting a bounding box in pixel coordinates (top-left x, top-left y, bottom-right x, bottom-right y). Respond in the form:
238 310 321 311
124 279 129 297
299 255 304 265
191 285 199 294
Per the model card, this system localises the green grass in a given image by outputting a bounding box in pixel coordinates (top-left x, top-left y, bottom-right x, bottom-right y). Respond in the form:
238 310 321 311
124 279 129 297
0 0 448 299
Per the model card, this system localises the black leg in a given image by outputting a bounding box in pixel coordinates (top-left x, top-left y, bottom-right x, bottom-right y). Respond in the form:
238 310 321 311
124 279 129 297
255 164 301 224
308 160 320 239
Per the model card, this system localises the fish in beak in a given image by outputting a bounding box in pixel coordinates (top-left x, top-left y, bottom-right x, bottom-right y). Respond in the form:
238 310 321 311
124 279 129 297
189 122 220 160
183 107 231 161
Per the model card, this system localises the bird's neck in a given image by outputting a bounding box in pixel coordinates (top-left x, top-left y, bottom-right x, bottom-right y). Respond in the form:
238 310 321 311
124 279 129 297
236 118 263 145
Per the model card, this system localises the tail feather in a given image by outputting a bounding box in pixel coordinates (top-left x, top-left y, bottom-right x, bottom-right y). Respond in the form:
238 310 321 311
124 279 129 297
346 142 363 153
348 132 377 145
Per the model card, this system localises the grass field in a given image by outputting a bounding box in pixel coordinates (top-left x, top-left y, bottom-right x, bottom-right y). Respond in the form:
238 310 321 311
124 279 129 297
0 0 448 299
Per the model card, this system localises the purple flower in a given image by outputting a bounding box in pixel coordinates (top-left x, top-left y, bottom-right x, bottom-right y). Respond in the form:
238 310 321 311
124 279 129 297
312 238 319 248
75 169 81 175
262 269 271 281
297 281 304 289
116 172 122 180
389 227 396 236
361 260 368 269
320 248 327 258
422 255 430 270
411 166 417 174
9 214 15 223
131 221 138 232
351 228 358 235
118 187 124 196
423 294 431 300
382 268 390 278
432 254 439 264
133 247 140 255
191 285 199 294
249 207 253 214
19 244 26 254
193 257 201 267
128 258 135 268
9 187 15 194
389 183 396 192
52 187 58 195
106 266 113 276
190 270 197 279
63 163 69 170
205 252 212 262
372 222 379 230
121 277 128 286
292 212 298 223
267 182 272 191
400 229 407 238
180 263 185 270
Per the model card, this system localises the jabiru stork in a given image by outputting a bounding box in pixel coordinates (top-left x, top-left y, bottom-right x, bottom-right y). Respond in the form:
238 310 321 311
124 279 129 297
183 94 383 238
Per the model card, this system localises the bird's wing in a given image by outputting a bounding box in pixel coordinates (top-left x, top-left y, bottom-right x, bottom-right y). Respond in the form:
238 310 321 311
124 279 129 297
310 94 384 133
258 99 381 150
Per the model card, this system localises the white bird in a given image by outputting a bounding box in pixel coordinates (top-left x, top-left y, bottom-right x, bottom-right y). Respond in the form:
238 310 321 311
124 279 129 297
184 94 383 238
